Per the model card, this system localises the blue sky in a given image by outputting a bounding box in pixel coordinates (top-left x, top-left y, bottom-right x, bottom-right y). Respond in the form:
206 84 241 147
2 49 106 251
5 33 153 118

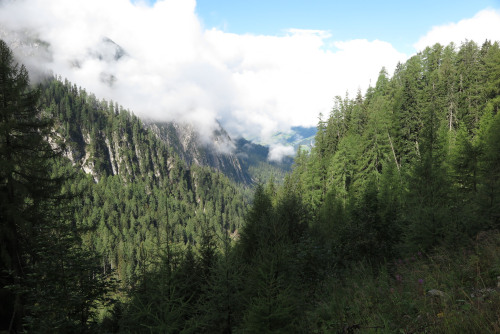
3 0 500 158
196 0 499 54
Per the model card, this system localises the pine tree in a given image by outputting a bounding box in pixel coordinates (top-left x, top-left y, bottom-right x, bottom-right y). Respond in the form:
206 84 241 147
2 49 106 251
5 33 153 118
403 71 452 252
0 39 61 331
0 40 112 332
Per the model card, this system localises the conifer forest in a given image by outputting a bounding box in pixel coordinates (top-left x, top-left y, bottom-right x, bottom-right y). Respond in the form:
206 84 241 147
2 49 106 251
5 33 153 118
2 37 500 333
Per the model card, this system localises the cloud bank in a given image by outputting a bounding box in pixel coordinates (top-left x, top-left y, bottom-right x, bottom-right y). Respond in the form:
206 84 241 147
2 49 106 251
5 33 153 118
0 0 406 142
0 0 498 159
268 144 295 162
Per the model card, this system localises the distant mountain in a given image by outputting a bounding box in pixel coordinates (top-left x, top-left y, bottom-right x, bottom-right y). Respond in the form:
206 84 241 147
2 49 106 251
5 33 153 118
0 24 127 84
275 126 316 150
146 121 293 185
234 137 294 183
251 126 316 152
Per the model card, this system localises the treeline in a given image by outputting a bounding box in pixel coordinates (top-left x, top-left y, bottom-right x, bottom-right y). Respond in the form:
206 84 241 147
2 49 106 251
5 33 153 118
293 39 500 261
3 37 500 332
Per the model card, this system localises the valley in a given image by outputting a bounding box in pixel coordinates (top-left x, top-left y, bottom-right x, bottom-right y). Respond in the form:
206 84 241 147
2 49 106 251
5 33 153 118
1 19 500 332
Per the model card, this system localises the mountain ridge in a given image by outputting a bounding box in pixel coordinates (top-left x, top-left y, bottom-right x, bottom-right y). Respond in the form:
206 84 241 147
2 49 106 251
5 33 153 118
40 75 292 185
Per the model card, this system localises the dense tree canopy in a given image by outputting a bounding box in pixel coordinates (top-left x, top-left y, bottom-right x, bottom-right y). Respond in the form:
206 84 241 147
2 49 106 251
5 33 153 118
0 40 113 333
2 38 500 332
293 40 500 257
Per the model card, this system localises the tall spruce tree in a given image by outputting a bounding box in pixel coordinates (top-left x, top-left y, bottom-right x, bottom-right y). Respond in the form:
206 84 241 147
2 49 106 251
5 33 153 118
0 39 59 331
0 40 112 332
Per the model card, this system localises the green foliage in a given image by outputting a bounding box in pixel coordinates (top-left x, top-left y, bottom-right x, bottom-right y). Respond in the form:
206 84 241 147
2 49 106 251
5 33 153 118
4 37 500 332
312 232 500 333
477 110 500 227
0 40 113 332
35 77 248 288
107 39 500 333
293 40 500 259
120 245 199 333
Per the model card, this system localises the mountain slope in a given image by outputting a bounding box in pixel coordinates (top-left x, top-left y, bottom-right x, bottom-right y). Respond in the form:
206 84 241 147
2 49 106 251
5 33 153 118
1 28 292 184
40 77 248 282
270 126 316 150
234 137 294 183
146 121 253 184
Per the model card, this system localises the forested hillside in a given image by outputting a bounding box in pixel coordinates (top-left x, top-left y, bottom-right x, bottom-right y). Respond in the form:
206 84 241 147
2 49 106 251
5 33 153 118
145 120 254 184
2 37 500 333
293 40 500 259
109 40 500 333
146 121 292 185
0 39 250 332
39 77 248 283
247 39 500 332
125 39 500 332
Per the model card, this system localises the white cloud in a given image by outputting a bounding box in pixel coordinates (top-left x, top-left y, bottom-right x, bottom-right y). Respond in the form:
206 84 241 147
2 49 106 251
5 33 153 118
203 32 407 140
414 9 500 51
268 144 295 162
0 0 407 146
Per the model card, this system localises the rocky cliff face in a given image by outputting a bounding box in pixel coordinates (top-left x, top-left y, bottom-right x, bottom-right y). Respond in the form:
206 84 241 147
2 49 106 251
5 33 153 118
146 121 253 184
40 77 259 185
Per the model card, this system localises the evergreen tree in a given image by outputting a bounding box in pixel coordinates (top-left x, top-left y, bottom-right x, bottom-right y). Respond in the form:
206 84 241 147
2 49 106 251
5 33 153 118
0 39 60 331
0 40 112 332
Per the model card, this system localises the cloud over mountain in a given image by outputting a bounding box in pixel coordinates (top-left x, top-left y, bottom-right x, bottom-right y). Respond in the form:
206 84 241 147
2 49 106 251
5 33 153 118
1 0 498 146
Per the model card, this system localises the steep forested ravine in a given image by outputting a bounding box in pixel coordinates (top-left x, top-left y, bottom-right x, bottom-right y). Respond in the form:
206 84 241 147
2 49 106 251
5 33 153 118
39 77 249 283
1 38 250 332
2 38 500 333
124 39 500 333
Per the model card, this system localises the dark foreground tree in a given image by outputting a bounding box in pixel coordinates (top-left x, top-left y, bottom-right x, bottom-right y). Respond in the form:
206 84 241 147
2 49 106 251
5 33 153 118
0 40 112 333
0 38 56 332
